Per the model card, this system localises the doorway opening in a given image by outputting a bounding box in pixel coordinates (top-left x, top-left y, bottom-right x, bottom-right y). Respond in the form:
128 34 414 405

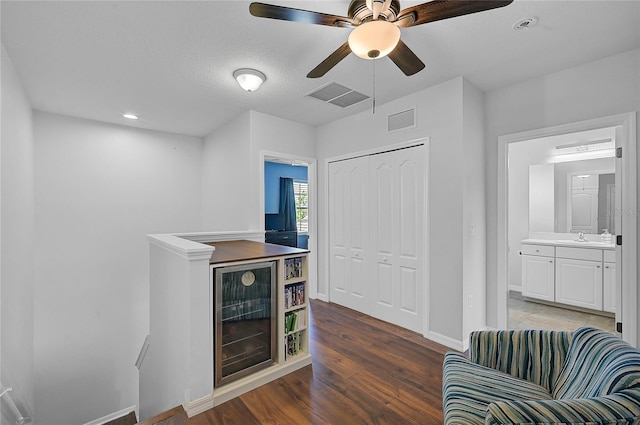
260 151 318 299
497 113 637 345
507 126 616 332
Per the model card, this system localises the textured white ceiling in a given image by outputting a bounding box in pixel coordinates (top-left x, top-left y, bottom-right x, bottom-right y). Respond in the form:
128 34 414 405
2 1 639 137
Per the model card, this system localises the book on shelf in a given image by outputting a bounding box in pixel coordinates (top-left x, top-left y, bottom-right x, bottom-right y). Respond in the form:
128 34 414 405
284 310 306 334
284 282 305 309
285 332 301 358
284 257 303 280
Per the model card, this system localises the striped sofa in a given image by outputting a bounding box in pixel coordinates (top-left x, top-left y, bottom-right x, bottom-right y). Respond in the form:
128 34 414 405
442 327 640 424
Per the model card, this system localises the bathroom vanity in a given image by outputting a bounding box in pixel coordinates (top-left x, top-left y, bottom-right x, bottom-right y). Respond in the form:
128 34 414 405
520 238 616 313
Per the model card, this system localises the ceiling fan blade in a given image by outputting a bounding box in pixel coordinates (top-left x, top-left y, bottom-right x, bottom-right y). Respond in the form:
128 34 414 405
307 42 352 78
396 0 513 28
250 2 354 27
387 39 425 76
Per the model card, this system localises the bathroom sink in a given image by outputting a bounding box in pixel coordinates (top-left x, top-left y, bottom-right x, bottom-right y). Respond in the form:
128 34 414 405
554 240 614 247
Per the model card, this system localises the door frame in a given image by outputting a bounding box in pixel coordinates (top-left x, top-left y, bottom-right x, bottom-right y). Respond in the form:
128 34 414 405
259 150 318 299
497 112 637 345
324 137 430 335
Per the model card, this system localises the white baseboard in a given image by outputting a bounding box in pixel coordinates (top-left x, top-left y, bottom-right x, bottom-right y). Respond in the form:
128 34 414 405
83 405 137 425
183 394 214 418
425 330 465 352
184 355 313 418
508 285 522 293
314 293 329 302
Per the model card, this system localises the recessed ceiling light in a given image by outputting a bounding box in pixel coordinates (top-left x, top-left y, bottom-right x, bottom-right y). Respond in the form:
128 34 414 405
123 113 138 120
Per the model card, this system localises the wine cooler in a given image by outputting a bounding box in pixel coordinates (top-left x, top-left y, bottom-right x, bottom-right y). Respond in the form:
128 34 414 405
214 261 276 387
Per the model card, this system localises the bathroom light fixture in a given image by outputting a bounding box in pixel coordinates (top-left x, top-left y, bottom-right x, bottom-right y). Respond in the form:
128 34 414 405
549 138 615 163
348 20 401 59
233 68 266 92
122 113 138 120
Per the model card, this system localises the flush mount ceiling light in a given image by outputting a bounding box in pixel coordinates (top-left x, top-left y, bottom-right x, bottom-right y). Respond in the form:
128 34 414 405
122 113 138 120
348 20 401 59
233 68 266 92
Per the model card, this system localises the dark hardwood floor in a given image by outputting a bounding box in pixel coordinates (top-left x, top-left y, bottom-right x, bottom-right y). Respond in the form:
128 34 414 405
138 299 451 425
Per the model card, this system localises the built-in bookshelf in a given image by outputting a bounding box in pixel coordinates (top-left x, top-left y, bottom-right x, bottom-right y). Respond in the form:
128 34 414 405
207 241 311 405
281 255 308 361
146 235 311 418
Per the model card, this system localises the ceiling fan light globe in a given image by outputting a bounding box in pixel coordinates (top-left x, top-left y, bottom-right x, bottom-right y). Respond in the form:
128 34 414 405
348 20 400 60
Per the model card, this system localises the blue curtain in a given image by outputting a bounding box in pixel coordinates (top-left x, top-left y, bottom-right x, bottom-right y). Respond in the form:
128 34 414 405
279 177 297 231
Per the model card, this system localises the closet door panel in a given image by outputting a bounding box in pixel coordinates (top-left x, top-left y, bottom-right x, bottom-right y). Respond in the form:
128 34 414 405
370 146 424 333
374 162 394 256
400 266 418 313
329 165 348 296
329 157 369 313
370 155 397 318
376 262 393 306
399 158 419 259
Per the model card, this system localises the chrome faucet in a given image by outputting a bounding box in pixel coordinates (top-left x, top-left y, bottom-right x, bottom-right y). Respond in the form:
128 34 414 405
576 231 586 242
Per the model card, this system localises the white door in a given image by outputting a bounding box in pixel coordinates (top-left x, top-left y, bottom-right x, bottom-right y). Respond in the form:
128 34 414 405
329 156 370 313
570 189 598 234
369 146 424 332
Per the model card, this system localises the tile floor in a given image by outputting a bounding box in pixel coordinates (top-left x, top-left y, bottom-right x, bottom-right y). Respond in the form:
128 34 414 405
508 291 615 333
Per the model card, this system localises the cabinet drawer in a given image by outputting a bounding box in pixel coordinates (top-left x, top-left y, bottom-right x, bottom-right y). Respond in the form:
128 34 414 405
556 247 602 261
520 244 554 257
603 249 616 263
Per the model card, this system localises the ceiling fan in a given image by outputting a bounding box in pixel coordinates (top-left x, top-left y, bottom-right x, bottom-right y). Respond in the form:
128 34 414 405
249 0 514 78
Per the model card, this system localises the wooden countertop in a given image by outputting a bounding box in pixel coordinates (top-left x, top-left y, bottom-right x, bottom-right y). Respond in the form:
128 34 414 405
204 240 308 265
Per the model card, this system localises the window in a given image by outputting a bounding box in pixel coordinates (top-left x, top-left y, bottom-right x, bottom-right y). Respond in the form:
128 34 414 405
293 180 308 233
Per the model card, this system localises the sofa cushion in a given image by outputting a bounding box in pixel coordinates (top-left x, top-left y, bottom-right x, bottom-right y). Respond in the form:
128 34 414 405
469 329 571 393
443 352 552 424
485 389 640 425
553 327 640 400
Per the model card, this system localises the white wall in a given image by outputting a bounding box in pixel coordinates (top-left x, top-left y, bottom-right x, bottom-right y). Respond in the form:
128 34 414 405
201 112 251 231
317 76 486 345
507 144 552 289
1 44 35 423
485 48 640 329
33 112 202 425
201 110 317 232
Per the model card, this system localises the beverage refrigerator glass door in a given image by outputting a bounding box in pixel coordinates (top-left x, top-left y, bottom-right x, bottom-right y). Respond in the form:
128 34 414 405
215 261 276 386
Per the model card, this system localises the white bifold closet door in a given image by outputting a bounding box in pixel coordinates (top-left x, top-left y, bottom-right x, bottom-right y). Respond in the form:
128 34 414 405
329 145 425 333
329 155 370 314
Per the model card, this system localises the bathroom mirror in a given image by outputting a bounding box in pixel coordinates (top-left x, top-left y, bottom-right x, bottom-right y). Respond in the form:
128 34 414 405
528 158 615 234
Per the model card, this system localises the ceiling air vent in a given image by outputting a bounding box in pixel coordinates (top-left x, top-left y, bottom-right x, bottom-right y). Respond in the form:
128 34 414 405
306 82 370 108
388 108 415 132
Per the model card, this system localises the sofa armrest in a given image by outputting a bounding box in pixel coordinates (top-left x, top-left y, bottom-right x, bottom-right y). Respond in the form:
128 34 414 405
484 390 640 425
469 329 571 392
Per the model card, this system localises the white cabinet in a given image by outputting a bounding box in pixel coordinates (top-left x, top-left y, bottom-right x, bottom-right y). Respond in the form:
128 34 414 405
555 246 604 310
555 258 603 310
520 240 615 313
603 261 616 313
521 244 555 302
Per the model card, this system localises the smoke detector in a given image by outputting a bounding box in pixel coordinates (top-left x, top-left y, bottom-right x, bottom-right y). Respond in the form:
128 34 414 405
513 17 538 31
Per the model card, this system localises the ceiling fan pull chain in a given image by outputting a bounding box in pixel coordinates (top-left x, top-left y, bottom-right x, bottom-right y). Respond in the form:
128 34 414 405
372 59 376 115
